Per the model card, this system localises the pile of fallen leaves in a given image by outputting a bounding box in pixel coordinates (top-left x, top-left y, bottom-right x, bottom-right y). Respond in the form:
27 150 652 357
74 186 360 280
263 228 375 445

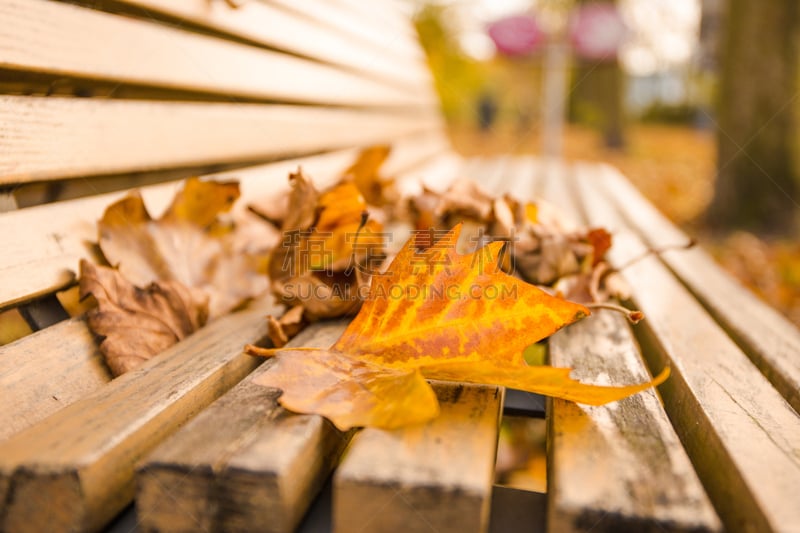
79 178 272 375
78 146 667 428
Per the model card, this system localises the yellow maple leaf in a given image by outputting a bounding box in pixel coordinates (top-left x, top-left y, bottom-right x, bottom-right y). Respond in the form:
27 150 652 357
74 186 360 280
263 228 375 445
250 224 669 430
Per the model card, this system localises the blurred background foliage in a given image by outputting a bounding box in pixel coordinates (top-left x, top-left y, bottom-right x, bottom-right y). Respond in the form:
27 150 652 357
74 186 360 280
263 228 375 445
411 0 799 328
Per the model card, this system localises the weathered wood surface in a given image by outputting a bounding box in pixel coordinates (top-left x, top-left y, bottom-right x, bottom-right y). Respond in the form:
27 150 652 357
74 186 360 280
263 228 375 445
548 312 720 532
574 163 800 532
597 164 800 414
0 297 278 533
101 0 429 88
538 165 719 532
0 134 448 311
0 95 441 185
0 0 431 107
334 382 503 533
137 320 350 533
0 317 111 441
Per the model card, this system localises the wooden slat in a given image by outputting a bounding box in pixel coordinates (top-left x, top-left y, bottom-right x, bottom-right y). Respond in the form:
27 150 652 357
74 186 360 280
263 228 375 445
494 155 536 196
598 164 800 414
334 382 503 533
538 164 719 531
267 0 426 64
548 312 720 532
105 0 429 88
0 0 431 108
0 297 278 533
0 318 111 441
137 320 349 533
0 95 441 184
574 163 800 532
331 0 417 40
401 151 464 195
0 132 448 311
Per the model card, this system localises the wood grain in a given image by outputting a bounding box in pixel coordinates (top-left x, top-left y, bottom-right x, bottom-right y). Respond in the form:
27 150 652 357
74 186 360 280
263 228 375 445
0 95 441 185
539 165 720 532
548 312 720 532
0 133 448 311
0 0 432 107
0 297 278 533
106 0 428 87
0 317 111 441
137 321 349 533
598 163 800 414
574 163 800 532
334 382 503 533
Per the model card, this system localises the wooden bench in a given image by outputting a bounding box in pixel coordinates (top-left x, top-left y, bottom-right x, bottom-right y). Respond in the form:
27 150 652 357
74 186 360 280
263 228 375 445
1 2 799 532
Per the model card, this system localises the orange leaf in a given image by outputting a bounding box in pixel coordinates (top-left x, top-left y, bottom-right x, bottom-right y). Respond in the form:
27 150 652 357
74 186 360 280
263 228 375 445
333 224 588 368
343 145 393 206
420 361 670 406
253 348 439 430
252 224 668 430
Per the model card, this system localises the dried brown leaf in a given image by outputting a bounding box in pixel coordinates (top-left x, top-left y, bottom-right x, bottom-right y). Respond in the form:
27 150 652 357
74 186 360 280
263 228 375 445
98 178 266 318
267 305 307 348
79 259 208 376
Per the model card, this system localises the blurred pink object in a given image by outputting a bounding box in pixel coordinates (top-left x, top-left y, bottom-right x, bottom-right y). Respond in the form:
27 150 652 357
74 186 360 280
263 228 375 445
487 15 544 57
570 3 626 60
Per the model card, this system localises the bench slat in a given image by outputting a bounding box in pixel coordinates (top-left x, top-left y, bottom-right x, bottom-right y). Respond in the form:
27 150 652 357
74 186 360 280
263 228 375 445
549 312 720 532
574 163 800 532
0 0 431 107
332 0 417 42
267 0 426 63
0 318 110 441
334 382 503 533
108 0 431 86
138 320 349 533
0 95 440 185
0 134 448 311
598 164 800 414
103 0 428 88
0 297 278 533
539 165 719 532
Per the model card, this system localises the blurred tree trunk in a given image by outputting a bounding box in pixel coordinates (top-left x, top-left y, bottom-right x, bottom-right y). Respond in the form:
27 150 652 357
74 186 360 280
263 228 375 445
707 0 800 235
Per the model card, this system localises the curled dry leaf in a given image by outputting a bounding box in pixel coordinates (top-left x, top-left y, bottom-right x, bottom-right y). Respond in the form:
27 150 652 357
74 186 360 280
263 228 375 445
267 305 307 347
79 259 208 376
251 224 669 430
344 144 395 207
97 178 267 318
266 169 387 345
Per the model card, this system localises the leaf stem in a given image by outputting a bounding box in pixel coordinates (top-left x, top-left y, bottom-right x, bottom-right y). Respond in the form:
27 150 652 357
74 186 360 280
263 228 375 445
585 302 645 324
245 344 323 358
616 239 697 271
245 344 278 357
